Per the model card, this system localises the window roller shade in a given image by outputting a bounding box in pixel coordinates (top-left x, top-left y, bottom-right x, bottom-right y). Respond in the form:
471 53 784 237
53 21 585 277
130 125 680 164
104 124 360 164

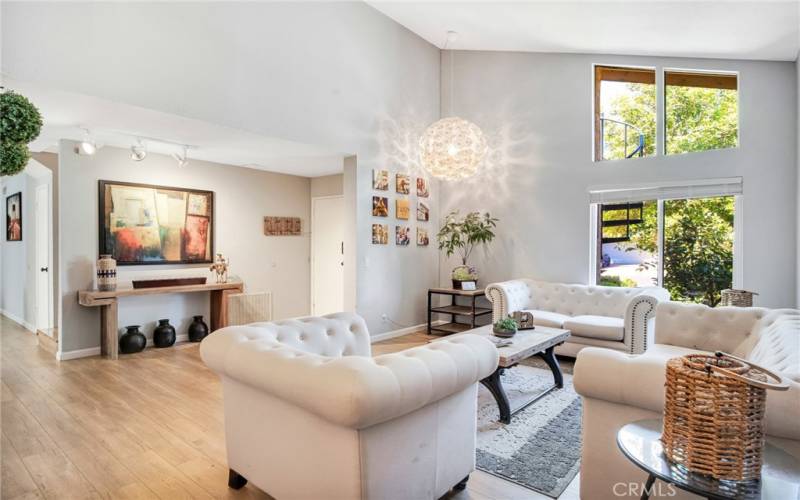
588 177 742 204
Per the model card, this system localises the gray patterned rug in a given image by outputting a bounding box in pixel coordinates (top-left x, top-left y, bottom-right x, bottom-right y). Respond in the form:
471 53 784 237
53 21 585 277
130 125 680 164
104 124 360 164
476 357 581 498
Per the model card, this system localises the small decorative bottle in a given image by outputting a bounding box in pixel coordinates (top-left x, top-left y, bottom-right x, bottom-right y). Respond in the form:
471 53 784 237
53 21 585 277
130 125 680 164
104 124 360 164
188 315 209 342
97 254 117 291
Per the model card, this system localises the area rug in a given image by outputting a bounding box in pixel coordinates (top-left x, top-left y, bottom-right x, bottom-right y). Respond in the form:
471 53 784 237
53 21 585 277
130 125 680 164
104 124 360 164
476 357 581 498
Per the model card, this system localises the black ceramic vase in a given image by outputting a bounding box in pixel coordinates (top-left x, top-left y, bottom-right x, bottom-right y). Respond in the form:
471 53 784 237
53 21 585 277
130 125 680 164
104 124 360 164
153 319 176 348
188 315 209 342
119 325 146 354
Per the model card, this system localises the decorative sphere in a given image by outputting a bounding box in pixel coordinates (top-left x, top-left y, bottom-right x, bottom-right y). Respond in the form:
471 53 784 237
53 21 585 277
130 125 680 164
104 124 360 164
419 116 487 181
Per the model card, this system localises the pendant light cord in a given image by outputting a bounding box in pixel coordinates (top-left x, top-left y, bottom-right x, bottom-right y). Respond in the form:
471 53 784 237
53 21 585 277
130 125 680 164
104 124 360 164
443 32 456 117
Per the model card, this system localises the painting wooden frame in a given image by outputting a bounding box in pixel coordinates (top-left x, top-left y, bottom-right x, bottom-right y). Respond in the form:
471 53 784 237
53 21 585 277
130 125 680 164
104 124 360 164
98 180 214 265
6 192 22 241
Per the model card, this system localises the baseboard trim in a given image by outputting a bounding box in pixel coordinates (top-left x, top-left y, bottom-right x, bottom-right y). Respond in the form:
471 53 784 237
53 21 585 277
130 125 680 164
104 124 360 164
56 334 194 361
0 310 36 333
57 347 102 361
370 320 446 343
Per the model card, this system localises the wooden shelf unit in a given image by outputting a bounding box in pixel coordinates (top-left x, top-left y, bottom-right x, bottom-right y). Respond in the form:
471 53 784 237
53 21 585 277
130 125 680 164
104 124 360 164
427 287 491 335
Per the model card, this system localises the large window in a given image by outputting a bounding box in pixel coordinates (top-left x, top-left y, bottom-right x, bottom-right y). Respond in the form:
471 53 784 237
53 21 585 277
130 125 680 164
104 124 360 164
594 66 739 160
665 70 738 155
594 65 656 161
597 196 735 306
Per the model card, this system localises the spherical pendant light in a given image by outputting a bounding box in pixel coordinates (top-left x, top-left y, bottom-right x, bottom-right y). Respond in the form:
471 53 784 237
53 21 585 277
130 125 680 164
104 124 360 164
419 116 487 181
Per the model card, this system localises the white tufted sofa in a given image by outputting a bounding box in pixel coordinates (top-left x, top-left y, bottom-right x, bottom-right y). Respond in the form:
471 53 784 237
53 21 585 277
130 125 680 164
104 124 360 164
200 312 499 500
486 279 670 356
574 302 800 499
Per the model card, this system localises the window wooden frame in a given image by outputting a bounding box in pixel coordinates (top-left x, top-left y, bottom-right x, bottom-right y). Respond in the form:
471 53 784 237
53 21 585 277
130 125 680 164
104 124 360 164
593 65 656 162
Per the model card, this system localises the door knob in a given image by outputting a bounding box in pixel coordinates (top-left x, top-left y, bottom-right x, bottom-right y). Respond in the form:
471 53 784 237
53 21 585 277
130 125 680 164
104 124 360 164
40 267 48 272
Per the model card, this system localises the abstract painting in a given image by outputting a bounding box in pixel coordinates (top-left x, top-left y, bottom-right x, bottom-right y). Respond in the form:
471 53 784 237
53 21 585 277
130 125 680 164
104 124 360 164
373 169 389 190
99 180 214 265
416 177 429 197
264 216 302 236
6 192 21 241
417 201 430 222
372 196 389 217
372 224 388 244
396 173 410 194
396 198 410 220
417 228 429 246
396 226 410 246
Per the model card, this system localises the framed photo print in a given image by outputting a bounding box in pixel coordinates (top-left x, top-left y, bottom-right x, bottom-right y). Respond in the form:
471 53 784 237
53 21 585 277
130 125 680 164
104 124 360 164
416 178 429 197
417 200 430 222
416 228 429 246
98 180 214 265
396 173 410 194
372 224 388 244
372 169 389 190
396 198 410 220
395 226 410 246
6 192 22 241
372 196 389 217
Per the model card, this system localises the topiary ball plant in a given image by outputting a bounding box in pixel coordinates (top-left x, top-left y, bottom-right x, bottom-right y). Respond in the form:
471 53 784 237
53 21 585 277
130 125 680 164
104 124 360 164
0 91 43 144
0 141 31 177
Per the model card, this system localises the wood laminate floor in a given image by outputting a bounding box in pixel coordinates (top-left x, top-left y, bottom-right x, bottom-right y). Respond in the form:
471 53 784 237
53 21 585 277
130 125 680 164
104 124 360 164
0 316 579 500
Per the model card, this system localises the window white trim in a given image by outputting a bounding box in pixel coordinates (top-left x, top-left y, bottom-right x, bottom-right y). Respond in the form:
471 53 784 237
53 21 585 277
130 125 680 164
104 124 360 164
588 177 743 204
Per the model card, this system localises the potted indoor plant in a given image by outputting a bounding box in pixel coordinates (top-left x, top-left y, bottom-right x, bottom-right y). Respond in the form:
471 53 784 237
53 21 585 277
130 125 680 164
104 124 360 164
0 90 43 177
493 317 518 338
437 210 498 289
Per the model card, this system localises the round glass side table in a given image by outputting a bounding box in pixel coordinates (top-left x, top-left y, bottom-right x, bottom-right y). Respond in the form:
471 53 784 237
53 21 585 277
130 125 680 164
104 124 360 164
616 419 800 500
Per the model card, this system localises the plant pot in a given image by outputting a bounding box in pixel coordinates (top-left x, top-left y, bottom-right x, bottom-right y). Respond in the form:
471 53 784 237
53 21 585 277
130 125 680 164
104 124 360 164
188 315 209 342
452 279 478 290
492 326 516 338
153 319 176 348
119 325 146 354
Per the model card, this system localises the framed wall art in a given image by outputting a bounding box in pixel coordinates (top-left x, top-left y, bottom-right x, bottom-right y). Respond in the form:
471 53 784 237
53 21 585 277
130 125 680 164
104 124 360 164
417 200 430 222
372 196 389 217
416 177 429 197
416 228 429 246
396 198 410 220
396 173 410 194
396 226 410 246
6 192 22 241
98 180 214 265
372 224 388 244
264 216 302 236
372 169 389 190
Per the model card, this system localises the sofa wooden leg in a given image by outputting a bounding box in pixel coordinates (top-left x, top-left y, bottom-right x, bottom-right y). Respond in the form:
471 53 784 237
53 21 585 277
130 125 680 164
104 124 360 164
228 469 247 489
454 475 469 491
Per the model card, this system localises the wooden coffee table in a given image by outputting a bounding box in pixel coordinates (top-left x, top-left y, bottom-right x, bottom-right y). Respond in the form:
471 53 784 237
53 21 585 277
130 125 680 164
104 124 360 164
446 324 571 424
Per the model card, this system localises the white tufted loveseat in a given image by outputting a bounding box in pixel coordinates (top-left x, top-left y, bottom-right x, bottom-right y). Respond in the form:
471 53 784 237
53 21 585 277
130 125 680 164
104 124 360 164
200 312 499 500
574 302 800 499
486 279 670 356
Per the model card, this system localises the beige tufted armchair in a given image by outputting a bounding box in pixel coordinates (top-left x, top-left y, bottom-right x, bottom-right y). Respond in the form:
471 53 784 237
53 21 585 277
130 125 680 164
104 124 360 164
574 302 800 499
200 312 499 500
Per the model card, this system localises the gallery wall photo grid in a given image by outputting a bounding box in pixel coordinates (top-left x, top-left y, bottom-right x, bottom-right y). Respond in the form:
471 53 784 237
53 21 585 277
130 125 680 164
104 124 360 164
371 168 430 246
6 192 22 241
98 180 214 265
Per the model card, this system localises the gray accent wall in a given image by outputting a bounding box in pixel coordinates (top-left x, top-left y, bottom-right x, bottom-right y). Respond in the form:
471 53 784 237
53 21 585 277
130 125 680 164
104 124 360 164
439 51 798 308
58 143 313 353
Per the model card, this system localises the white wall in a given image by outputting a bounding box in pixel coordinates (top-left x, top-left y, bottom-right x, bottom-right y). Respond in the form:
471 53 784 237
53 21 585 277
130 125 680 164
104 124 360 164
0 164 53 331
58 141 312 353
440 51 798 308
311 174 343 198
797 56 800 308
2 1 441 336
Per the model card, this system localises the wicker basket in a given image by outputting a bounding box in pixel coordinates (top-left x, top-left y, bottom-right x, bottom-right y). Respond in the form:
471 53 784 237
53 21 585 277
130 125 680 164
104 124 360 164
662 352 788 481
720 289 758 307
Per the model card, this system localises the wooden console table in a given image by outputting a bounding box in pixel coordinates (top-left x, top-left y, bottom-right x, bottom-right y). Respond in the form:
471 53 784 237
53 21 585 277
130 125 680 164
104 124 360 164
78 280 243 359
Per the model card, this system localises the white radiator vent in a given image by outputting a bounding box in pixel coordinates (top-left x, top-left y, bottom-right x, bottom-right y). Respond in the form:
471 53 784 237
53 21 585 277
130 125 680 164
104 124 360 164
227 292 273 326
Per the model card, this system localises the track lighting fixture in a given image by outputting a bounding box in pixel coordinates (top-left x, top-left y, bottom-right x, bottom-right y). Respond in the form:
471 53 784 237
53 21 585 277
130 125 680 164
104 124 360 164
130 138 147 161
173 146 189 167
74 128 97 155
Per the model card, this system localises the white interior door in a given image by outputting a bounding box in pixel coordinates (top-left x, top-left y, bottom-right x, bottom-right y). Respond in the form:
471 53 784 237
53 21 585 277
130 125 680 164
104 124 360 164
35 183 53 331
311 196 344 316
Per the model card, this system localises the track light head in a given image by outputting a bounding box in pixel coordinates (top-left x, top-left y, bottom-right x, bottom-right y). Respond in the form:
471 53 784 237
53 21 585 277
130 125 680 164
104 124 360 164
173 146 189 167
74 128 97 155
130 139 147 161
